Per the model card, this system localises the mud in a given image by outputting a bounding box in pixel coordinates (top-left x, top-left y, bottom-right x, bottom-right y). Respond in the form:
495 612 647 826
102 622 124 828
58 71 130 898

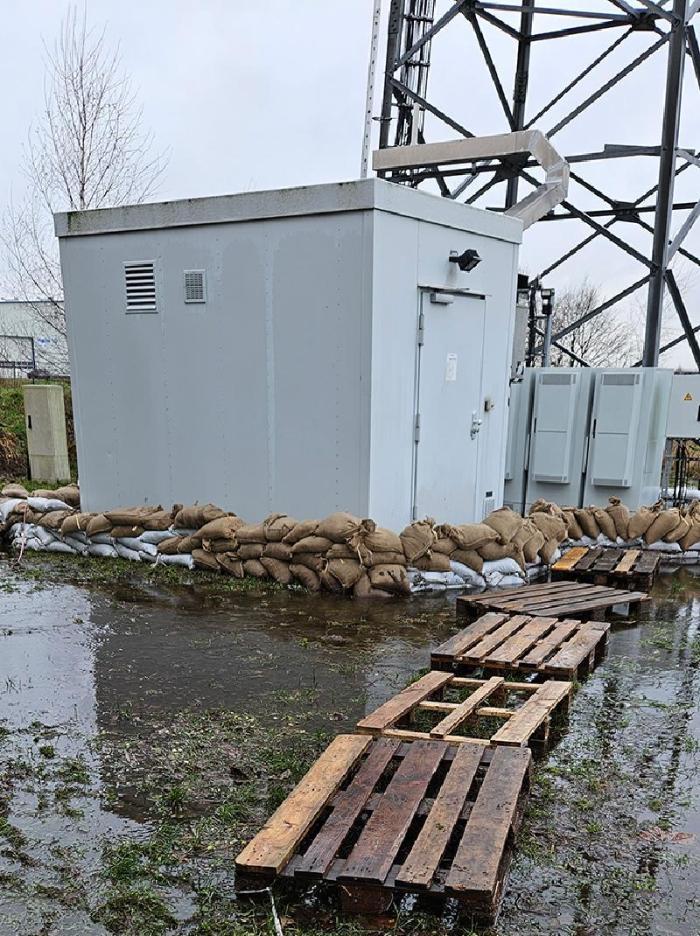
0 553 698 935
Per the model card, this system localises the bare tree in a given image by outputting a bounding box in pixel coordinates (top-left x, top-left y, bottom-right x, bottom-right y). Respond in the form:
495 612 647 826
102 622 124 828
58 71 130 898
2 7 165 340
547 280 636 367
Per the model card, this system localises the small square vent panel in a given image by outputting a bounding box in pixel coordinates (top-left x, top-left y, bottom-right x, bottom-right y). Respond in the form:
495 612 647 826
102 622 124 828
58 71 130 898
184 270 206 303
124 262 157 313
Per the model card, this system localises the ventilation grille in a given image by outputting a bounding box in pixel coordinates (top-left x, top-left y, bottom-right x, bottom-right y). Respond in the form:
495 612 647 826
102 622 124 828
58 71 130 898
541 373 574 385
124 262 156 313
483 494 496 518
602 373 639 386
184 270 206 303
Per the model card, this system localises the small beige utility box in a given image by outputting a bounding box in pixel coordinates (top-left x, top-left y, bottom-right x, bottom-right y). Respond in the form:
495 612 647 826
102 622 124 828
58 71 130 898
23 384 70 482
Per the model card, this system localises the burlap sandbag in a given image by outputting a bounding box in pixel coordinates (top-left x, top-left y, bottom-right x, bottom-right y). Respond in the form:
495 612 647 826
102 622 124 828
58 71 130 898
174 504 227 530
192 548 220 572
644 507 680 545
523 529 545 564
263 513 298 543
320 568 344 594
238 543 264 560
142 508 177 531
325 557 364 590
483 507 522 544
291 536 334 555
369 564 411 596
204 538 242 554
478 541 519 561
290 563 321 592
606 498 630 540
529 499 565 518
530 512 567 542
627 505 656 540
111 524 145 538
364 550 407 568
539 538 560 565
438 523 499 551
2 483 28 498
574 508 600 539
512 521 534 550
193 516 245 543
363 527 403 555
399 519 436 564
263 542 294 562
282 519 319 544
663 512 690 543
54 484 81 508
292 553 325 573
326 543 355 560
105 505 161 526
412 553 451 572
87 514 112 537
591 507 617 542
243 558 268 580
562 509 584 540
236 523 267 545
177 536 198 554
316 511 364 543
37 510 73 531
452 549 484 573
217 554 244 578
679 517 700 550
61 512 94 536
433 536 458 555
260 557 293 585
157 536 183 555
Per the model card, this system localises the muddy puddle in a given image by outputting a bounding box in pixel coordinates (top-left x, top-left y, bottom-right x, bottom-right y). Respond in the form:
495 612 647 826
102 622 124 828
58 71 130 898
0 554 699 935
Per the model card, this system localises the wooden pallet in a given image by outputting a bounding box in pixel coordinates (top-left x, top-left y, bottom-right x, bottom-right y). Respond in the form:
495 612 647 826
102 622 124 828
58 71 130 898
236 734 531 923
552 546 661 590
356 670 572 750
456 580 649 622
432 611 611 681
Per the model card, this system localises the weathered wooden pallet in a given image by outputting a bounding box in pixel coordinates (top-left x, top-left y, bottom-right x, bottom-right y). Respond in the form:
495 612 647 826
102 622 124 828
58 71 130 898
551 546 661 591
456 580 649 622
432 611 610 681
236 734 531 923
356 670 572 751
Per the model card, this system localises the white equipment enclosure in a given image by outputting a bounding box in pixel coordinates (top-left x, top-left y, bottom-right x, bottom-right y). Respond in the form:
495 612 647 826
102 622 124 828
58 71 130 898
56 179 522 527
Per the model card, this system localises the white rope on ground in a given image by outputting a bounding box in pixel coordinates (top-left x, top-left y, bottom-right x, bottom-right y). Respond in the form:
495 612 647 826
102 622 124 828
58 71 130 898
235 885 284 935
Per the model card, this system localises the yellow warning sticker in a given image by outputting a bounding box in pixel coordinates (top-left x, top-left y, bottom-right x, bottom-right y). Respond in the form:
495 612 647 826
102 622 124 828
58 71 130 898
684 392 693 401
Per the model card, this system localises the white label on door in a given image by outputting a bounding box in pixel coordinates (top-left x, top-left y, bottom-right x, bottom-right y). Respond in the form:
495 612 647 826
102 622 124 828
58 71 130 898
445 352 458 382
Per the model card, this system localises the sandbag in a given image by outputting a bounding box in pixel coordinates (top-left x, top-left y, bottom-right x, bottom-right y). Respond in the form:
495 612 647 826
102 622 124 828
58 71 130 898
562 509 583 541
205 538 242 554
263 542 294 562
478 541 518 562
449 561 486 588
1 483 28 498
292 553 325 573
37 510 73 531
61 512 94 536
433 536 458 556
27 496 71 513
282 519 319 544
529 512 567 542
574 508 600 539
325 557 364 589
663 513 689 543
53 484 81 508
290 563 321 592
368 564 411 596
235 522 267 544
316 512 363 543
529 499 565 518
140 530 175 545
364 550 407 568
174 504 227 530
606 498 630 540
177 536 199 554
539 538 560 565
45 540 77 555
352 573 390 599
590 507 616 542
679 519 700 551
644 507 680 545
189 548 219 571
412 553 452 573
114 543 140 561
438 523 498 551
291 536 334 555
523 529 545 564
139 509 176 531
451 549 484 573
260 557 293 584
399 519 436 563
627 505 656 540
105 505 161 526
263 513 298 543
362 527 402 555
86 514 112 537
320 568 344 593
238 543 265 560
326 543 355 560
88 543 118 559
217 553 244 577
241 559 267 579
157 536 183 555
110 525 145 539
157 553 195 570
483 507 522 544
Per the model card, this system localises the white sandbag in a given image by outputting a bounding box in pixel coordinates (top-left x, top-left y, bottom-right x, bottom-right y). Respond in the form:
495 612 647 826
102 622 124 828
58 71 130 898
116 536 155 554
45 541 76 554
0 499 23 522
449 561 487 589
140 529 175 545
490 573 525 588
66 531 88 545
27 496 71 512
88 543 118 559
139 550 157 563
32 525 60 547
482 558 523 578
89 533 113 545
62 535 88 555
23 537 44 551
156 553 195 569
646 541 682 553
114 543 141 561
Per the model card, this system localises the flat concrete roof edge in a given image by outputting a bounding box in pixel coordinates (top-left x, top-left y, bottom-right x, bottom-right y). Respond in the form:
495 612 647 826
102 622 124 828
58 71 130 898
54 177 522 244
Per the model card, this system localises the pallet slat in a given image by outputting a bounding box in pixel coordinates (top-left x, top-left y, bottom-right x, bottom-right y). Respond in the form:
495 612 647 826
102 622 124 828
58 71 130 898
429 676 503 739
357 671 452 733
490 681 571 746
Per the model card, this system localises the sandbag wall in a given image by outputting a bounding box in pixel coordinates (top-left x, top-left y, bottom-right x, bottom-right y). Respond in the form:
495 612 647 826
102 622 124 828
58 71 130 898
0 485 569 597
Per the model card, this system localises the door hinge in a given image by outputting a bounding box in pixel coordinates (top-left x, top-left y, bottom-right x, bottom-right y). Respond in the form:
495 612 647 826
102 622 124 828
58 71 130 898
414 413 421 443
417 311 425 346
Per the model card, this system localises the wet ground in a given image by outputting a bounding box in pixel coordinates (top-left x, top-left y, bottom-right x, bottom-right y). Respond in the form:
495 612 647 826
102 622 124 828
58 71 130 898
0 553 699 935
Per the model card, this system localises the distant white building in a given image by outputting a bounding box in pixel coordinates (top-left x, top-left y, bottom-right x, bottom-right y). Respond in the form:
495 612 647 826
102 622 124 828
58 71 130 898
0 300 69 377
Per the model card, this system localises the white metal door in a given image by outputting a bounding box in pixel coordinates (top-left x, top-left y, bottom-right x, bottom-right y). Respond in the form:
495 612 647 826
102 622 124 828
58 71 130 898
413 290 486 521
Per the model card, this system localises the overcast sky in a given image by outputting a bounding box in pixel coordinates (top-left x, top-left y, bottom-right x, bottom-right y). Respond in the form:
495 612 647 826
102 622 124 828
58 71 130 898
1 0 698 366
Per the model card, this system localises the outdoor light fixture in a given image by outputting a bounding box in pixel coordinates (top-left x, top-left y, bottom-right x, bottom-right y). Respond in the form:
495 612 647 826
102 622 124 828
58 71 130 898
449 248 482 272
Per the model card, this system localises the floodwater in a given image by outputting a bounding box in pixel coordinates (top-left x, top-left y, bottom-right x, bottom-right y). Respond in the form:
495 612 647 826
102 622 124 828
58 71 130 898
0 554 699 935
